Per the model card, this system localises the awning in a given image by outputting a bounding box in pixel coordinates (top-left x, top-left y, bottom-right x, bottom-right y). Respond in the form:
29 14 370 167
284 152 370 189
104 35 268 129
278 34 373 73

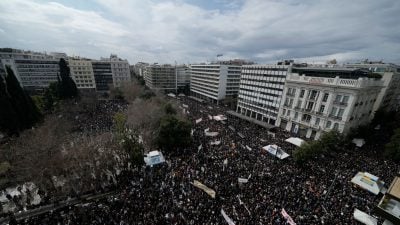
285 137 305 147
351 172 385 195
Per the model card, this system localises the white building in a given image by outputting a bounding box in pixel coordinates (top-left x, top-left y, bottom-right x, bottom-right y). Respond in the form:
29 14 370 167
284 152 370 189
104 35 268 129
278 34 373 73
276 67 383 140
133 62 149 77
190 61 251 103
345 61 400 112
110 54 131 87
236 64 289 125
176 65 190 89
68 57 96 91
0 49 61 91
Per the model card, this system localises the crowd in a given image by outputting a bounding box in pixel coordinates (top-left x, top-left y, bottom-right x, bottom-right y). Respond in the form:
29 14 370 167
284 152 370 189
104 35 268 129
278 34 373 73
7 96 399 224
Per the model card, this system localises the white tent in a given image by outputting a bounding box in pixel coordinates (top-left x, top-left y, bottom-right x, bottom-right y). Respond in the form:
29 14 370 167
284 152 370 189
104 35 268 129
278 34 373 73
144 151 166 166
351 172 385 195
285 137 305 147
263 145 290 159
353 209 377 225
352 138 366 147
167 93 176 98
178 93 185 97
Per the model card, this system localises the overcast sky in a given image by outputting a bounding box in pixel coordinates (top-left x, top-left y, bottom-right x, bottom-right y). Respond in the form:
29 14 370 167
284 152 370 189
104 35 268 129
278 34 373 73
0 0 399 65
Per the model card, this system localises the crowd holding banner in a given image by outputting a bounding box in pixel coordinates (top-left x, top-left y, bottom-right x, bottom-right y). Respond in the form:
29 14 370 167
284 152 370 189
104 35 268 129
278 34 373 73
11 96 399 224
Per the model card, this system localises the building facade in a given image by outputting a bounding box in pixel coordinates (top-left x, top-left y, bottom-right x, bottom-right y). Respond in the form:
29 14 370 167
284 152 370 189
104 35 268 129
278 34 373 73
276 67 383 140
345 62 400 112
0 49 61 91
189 61 251 103
144 64 177 91
68 58 96 91
110 54 131 87
92 61 113 92
236 64 289 125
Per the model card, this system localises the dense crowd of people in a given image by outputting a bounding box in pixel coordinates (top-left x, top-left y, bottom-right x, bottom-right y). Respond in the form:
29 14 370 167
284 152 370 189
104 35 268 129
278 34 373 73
5 96 399 224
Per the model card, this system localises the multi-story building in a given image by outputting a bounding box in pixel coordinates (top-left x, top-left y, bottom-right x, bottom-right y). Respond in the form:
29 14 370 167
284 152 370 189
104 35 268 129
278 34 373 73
110 54 131 87
0 49 60 91
345 61 400 112
176 65 190 89
133 62 149 77
236 64 290 125
190 60 252 103
68 57 96 91
92 61 113 92
144 64 176 91
276 66 383 140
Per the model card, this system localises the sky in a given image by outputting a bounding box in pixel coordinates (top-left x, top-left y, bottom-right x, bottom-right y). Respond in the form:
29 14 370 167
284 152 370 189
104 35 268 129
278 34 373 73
0 0 399 65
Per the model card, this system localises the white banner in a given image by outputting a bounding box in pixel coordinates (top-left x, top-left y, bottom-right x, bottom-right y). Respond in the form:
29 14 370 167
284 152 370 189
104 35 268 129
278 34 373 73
196 118 203 124
221 209 235 225
281 208 296 225
210 140 221 145
238 178 248 183
191 180 216 198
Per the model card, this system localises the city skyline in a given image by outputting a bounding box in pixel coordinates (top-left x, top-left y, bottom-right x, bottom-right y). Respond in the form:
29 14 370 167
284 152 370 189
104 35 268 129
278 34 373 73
0 0 399 64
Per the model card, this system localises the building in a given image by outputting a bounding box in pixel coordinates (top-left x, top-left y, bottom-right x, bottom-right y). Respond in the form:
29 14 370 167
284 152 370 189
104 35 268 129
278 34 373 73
92 61 113 92
68 57 96 91
144 64 177 91
133 62 149 77
0 49 61 91
176 65 190 89
236 64 290 125
345 61 400 112
109 54 131 87
189 60 252 103
276 66 383 140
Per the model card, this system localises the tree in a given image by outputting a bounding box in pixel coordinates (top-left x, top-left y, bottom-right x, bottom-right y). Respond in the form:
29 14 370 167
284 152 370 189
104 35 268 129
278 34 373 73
385 128 400 162
3 66 41 132
156 115 192 153
58 58 78 99
164 103 177 115
0 73 20 135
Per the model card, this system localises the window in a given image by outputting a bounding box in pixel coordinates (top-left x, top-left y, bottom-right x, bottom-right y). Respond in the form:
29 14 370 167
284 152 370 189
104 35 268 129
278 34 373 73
333 123 339 130
306 101 314 111
331 107 338 116
296 100 302 108
315 118 320 126
337 109 344 118
326 121 332 128
300 89 305 98
309 90 318 100
335 94 342 102
342 96 349 104
319 105 325 113
294 112 298 120
302 114 311 122
322 93 329 102
283 109 286 115
287 110 291 116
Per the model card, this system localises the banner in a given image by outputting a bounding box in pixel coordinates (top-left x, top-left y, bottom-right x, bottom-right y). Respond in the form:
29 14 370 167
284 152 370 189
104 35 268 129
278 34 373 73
221 209 235 225
210 140 221 145
281 208 296 225
196 118 203 124
191 180 216 198
238 178 248 183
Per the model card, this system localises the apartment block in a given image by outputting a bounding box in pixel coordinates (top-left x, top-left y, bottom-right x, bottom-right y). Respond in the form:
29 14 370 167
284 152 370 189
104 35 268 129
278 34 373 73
69 57 96 91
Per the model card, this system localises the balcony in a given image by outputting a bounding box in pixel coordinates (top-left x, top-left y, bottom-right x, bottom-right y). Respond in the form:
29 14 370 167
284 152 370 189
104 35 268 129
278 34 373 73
333 101 348 106
328 114 343 120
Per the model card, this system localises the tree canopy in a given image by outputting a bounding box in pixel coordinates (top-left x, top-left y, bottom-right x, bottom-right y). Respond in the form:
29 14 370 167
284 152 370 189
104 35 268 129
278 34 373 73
156 115 192 154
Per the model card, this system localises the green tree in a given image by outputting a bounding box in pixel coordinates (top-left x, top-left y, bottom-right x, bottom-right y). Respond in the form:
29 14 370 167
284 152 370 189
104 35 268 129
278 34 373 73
58 58 78 99
385 128 400 162
0 73 20 135
156 115 192 153
4 66 41 131
164 103 177 115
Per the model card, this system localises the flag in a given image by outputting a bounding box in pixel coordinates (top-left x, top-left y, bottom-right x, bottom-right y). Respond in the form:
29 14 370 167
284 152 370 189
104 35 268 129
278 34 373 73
221 209 235 225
